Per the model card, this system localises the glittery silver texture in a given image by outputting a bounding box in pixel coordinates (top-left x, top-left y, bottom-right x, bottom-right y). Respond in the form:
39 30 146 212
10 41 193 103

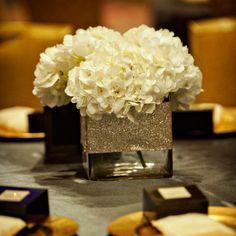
81 102 173 153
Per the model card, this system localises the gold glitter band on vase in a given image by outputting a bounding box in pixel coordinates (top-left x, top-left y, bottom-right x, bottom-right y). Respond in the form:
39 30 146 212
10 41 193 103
80 102 172 153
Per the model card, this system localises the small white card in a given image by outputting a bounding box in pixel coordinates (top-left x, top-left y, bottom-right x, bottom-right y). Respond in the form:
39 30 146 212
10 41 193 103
158 187 191 199
0 190 30 202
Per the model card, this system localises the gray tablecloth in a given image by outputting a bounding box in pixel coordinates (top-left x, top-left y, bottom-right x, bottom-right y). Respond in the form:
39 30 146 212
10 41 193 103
0 138 236 236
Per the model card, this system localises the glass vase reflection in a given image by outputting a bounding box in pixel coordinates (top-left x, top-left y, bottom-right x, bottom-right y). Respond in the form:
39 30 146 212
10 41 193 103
83 150 172 180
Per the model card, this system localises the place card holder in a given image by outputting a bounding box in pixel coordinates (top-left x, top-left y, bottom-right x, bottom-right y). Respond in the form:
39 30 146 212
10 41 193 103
143 185 208 220
0 186 49 222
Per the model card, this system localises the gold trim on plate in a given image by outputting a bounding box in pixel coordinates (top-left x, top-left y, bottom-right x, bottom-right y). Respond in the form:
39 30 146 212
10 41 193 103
0 129 44 139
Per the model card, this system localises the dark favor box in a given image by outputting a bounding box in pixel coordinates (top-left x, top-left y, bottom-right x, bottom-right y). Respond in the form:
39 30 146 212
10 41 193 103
28 112 45 133
172 109 213 138
44 104 83 163
143 185 208 220
0 186 49 222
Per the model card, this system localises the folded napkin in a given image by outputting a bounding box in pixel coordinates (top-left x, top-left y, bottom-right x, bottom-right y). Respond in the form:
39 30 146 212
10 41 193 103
0 106 34 133
152 213 236 236
0 215 26 236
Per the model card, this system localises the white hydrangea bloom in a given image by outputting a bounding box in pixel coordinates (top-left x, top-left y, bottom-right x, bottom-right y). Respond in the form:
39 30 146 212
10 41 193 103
33 44 81 107
64 26 124 58
33 26 123 108
66 25 202 120
65 40 167 120
124 25 202 110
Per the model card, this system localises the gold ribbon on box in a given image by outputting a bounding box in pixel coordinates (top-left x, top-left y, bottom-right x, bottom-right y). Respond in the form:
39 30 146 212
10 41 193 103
81 102 173 153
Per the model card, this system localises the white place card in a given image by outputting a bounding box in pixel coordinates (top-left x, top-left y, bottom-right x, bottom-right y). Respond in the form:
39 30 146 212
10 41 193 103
0 190 30 202
158 187 192 199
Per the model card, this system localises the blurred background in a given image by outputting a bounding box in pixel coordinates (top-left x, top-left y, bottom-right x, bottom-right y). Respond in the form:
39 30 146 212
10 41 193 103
0 0 235 111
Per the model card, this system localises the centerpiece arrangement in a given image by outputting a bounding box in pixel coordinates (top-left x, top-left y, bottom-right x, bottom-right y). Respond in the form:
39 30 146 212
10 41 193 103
33 25 202 179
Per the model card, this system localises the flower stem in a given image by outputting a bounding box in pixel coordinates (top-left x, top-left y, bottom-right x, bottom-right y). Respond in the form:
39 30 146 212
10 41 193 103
137 151 146 168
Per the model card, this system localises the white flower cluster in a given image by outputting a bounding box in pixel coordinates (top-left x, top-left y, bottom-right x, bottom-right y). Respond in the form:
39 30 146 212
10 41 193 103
33 25 202 120
33 26 122 107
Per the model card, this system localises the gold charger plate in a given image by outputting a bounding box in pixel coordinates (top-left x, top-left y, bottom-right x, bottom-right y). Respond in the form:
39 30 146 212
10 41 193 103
108 207 236 236
25 215 79 236
0 128 44 140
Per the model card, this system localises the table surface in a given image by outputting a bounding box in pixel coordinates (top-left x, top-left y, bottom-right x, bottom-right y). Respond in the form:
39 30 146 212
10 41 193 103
0 137 236 236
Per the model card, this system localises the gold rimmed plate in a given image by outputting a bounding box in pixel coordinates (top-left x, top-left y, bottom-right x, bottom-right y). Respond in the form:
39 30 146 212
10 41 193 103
108 207 236 236
17 215 79 236
0 129 44 141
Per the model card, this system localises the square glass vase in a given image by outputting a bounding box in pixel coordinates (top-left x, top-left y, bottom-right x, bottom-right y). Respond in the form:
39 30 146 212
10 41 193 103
81 102 173 180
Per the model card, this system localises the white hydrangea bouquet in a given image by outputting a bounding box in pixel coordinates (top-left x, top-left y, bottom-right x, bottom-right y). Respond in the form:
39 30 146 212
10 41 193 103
33 25 202 122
